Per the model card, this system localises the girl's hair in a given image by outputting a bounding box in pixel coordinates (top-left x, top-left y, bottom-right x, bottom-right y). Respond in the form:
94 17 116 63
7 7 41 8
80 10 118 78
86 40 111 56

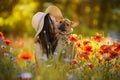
38 14 58 57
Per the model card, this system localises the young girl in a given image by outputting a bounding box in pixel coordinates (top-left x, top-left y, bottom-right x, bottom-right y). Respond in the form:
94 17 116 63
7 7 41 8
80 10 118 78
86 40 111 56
32 5 63 63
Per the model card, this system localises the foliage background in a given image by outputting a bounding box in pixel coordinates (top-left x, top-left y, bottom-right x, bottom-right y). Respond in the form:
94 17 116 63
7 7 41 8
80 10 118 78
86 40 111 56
0 0 120 38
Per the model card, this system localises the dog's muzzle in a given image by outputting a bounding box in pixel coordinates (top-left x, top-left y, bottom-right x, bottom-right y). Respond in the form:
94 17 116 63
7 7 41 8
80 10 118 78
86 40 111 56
58 22 67 32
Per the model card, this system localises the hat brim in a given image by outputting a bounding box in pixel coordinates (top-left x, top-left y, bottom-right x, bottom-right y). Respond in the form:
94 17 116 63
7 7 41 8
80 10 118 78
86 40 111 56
35 13 47 38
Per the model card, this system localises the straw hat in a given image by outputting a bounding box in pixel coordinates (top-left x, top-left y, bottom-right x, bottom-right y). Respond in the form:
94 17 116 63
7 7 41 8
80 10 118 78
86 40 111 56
32 5 63 38
45 5 63 20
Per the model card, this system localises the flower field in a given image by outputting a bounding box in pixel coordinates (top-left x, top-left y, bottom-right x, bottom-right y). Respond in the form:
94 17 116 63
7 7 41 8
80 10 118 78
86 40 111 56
0 32 120 80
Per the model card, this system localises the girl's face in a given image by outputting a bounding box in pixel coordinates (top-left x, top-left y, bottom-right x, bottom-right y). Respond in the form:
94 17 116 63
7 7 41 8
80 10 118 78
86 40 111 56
50 15 62 34
50 16 62 28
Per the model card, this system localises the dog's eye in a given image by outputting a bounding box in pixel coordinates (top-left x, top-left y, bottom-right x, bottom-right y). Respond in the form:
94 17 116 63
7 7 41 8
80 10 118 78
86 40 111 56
59 21 62 23
66 23 69 26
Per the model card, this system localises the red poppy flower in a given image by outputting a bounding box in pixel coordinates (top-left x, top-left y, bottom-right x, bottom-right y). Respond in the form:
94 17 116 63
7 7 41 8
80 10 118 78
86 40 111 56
79 52 89 60
99 45 112 54
84 45 93 52
87 63 94 68
1 49 9 53
105 57 111 61
18 52 33 60
71 59 78 64
76 41 81 48
114 44 120 53
115 48 120 54
109 51 118 59
94 33 102 42
1 49 9 56
4 39 12 46
113 42 120 47
70 34 78 42
0 32 4 40
83 40 91 46
98 59 102 63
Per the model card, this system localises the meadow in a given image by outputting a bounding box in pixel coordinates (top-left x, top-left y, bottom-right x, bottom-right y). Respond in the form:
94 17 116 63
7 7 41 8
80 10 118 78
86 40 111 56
0 32 120 80
0 0 120 80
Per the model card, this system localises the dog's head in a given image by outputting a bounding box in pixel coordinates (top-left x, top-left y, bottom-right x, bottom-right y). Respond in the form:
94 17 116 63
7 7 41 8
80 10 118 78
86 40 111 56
58 18 78 34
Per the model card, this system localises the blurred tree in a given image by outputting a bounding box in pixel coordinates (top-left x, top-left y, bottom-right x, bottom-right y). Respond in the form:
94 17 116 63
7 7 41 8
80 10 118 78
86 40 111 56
0 0 18 17
0 0 38 36
0 0 120 36
98 0 120 29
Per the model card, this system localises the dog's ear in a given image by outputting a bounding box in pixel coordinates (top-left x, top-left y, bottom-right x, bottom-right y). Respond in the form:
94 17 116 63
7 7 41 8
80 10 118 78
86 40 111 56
71 21 79 28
